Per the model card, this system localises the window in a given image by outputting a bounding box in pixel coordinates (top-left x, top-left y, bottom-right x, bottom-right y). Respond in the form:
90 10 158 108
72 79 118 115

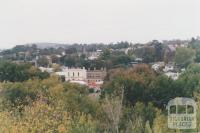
170 105 176 114
78 72 79 77
177 105 186 114
73 72 74 77
187 105 194 114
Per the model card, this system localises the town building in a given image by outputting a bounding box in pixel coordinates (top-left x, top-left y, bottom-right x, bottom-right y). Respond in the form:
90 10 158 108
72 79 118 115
55 67 107 88
39 67 54 73
165 72 180 80
86 68 107 83
135 58 143 62
87 50 102 60
152 62 165 71
163 64 174 72
56 67 87 81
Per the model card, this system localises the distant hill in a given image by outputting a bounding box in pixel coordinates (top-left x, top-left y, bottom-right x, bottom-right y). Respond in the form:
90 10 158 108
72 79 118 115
27 43 69 49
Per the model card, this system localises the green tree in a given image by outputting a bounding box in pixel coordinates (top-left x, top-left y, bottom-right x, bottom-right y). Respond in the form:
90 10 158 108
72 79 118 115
0 61 49 82
112 55 131 66
195 49 200 62
151 40 164 61
177 63 200 96
37 56 49 67
142 47 156 63
101 49 111 60
174 47 196 68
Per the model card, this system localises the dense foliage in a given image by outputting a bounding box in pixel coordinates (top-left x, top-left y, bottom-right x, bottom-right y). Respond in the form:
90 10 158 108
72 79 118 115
0 61 49 82
0 62 200 132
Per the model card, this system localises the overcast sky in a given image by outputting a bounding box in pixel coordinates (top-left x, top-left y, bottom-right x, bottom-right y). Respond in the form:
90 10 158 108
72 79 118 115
0 0 199 49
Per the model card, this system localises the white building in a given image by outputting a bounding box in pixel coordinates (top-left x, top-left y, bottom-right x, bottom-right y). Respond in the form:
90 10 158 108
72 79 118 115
56 67 87 81
135 58 143 62
88 54 98 60
165 72 180 80
152 62 164 71
163 65 174 72
88 50 102 60
39 67 54 73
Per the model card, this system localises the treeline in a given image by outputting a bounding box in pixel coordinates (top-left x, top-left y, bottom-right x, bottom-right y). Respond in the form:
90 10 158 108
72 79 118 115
0 61 49 82
0 41 131 56
1 38 200 70
59 49 134 69
0 41 134 69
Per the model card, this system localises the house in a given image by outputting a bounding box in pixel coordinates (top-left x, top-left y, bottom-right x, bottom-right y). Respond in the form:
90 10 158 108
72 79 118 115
135 58 143 62
56 67 87 81
165 72 180 80
88 54 98 60
39 67 54 73
163 64 174 72
86 68 107 84
87 50 102 60
152 62 165 71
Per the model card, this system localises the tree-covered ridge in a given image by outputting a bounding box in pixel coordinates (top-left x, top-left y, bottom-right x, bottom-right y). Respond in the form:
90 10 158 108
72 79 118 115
1 37 200 70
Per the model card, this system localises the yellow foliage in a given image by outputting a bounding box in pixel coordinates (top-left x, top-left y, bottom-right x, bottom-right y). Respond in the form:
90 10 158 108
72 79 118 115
0 100 71 133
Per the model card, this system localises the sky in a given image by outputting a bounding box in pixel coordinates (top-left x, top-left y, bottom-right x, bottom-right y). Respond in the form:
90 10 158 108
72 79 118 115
0 0 199 49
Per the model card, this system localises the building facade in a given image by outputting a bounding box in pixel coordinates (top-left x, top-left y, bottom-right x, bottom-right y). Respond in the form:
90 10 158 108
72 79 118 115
56 67 87 81
55 67 107 88
86 68 107 83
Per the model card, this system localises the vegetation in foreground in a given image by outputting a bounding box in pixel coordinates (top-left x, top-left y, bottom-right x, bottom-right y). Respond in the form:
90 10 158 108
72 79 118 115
1 61 200 132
